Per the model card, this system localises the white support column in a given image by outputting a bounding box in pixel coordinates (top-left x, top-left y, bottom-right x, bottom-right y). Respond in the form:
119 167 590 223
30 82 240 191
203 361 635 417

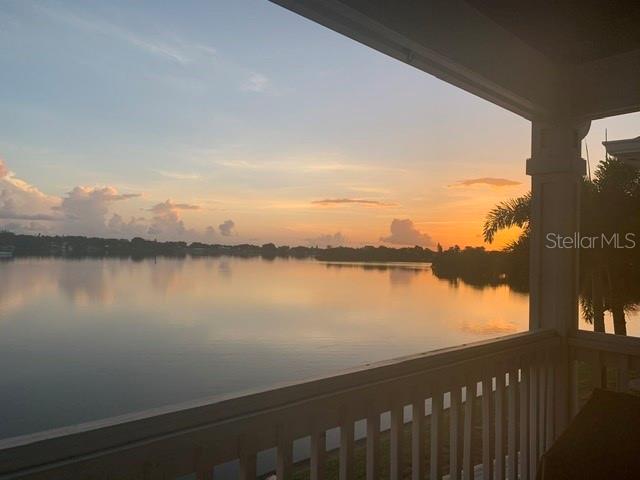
527 118 589 433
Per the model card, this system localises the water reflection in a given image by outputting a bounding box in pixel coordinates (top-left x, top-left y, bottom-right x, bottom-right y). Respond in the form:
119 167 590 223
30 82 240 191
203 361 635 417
0 256 617 439
459 318 519 335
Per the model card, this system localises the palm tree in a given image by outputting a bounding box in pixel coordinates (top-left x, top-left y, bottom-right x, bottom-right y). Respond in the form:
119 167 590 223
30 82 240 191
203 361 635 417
484 158 640 335
482 193 531 245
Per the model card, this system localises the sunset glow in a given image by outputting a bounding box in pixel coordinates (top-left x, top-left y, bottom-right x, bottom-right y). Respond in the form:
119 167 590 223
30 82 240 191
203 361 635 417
1 1 637 249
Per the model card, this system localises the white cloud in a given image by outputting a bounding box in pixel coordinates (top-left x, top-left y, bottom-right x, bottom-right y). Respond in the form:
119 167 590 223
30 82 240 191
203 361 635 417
380 218 434 247
0 159 223 242
241 73 269 92
57 186 141 236
0 158 61 224
147 200 200 239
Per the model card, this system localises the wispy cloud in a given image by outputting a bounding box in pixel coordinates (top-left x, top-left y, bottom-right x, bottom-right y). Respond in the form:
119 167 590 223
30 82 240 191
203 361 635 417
312 198 396 207
214 158 404 174
344 185 391 195
148 200 200 214
155 170 201 180
34 3 216 65
241 72 269 92
450 177 522 188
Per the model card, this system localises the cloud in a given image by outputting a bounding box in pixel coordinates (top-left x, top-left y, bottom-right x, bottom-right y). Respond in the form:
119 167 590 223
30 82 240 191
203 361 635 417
148 200 200 215
0 159 61 224
312 198 395 207
57 186 141 235
156 170 201 180
35 4 216 65
0 158 219 241
305 232 347 247
0 190 59 221
450 177 521 187
107 214 147 237
214 158 404 174
218 219 235 236
147 200 200 239
380 218 434 247
241 73 268 92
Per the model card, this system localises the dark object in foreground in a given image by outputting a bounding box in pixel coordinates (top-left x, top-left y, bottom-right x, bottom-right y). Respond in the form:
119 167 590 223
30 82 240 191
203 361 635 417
537 389 640 480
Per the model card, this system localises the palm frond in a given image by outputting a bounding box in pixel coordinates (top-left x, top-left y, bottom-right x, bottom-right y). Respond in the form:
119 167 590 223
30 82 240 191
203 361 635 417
482 192 531 243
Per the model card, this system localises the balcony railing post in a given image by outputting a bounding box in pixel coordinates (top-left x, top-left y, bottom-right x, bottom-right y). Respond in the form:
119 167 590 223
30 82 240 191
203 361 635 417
527 119 589 439
411 396 426 480
430 391 443 480
310 429 326 480
366 412 380 480
390 402 404 480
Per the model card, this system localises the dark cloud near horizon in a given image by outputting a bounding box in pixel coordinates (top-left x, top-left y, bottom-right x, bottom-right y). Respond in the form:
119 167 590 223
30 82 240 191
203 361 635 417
451 177 521 187
218 219 235 236
380 218 434 248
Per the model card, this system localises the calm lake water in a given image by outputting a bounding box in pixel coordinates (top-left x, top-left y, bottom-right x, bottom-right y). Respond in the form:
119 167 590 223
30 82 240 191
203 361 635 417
0 255 627 439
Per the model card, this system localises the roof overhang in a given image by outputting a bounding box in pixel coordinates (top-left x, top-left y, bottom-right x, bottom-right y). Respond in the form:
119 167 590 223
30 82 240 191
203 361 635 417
603 137 640 167
270 0 640 122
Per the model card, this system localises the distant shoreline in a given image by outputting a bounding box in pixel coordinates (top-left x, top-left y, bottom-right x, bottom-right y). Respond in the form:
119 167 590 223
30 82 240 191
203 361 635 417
0 231 525 290
0 231 435 263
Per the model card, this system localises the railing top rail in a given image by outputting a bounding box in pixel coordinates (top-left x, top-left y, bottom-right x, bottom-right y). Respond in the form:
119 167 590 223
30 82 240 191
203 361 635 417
0 329 558 476
570 330 640 357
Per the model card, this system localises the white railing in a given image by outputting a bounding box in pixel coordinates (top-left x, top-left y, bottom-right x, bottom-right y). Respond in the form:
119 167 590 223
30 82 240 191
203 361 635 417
569 330 640 416
0 330 562 480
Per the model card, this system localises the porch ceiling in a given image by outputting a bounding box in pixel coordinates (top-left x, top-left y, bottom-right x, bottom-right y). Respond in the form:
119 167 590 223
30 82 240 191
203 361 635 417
270 0 640 121
467 0 640 65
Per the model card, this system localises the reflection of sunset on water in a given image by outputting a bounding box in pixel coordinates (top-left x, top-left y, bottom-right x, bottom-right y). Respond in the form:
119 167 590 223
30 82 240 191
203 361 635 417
459 318 518 335
1 256 638 439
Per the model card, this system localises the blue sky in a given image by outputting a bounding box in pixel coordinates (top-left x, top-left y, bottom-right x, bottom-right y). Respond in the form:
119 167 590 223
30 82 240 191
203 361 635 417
0 0 638 246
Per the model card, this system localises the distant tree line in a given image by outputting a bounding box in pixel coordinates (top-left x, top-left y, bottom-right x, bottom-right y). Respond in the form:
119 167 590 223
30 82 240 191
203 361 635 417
430 244 527 292
316 245 434 262
0 232 321 260
0 233 441 262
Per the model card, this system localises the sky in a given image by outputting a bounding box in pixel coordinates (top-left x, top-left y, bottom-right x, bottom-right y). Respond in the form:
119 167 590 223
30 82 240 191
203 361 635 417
1 0 638 248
